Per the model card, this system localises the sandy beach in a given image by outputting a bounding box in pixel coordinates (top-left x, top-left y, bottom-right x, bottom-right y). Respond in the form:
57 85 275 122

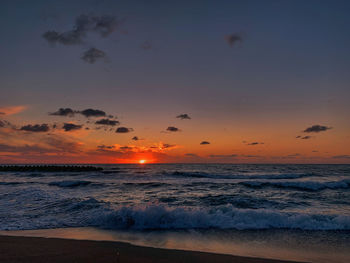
0 235 305 263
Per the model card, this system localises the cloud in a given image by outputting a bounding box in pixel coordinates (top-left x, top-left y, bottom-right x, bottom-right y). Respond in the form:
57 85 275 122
301 136 312 140
20 124 50 132
200 141 210 145
332 155 350 159
95 118 119 126
166 126 180 132
81 48 107 64
303 125 332 133
246 142 264 146
79 108 106 118
176 114 191 120
116 127 133 133
49 108 75 117
42 14 121 46
209 154 238 158
97 145 115 150
132 136 139 141
225 33 243 47
62 123 83 132
0 106 27 115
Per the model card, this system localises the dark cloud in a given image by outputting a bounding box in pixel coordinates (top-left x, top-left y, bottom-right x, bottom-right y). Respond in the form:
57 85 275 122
303 125 332 133
95 118 119 126
209 154 238 158
79 108 106 118
140 41 152 50
247 142 264 146
132 136 139 141
81 48 106 64
42 14 121 46
200 141 210 145
62 123 83 132
20 124 50 132
241 155 261 158
166 126 180 132
49 108 75 117
119 146 133 151
97 145 115 150
225 33 243 47
301 136 312 140
176 114 191 120
116 127 133 133
332 155 350 159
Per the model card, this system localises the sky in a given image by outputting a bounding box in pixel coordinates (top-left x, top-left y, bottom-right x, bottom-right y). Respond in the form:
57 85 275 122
0 0 349 164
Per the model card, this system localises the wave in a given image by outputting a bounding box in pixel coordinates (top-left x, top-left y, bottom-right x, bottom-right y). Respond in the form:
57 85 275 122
91 205 350 231
240 179 350 191
165 171 315 180
1 195 350 231
48 180 94 188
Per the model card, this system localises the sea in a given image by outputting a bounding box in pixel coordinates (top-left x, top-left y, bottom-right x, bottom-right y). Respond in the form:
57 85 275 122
0 164 349 262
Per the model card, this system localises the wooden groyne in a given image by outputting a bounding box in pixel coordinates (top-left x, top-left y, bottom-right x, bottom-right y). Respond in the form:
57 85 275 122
0 165 103 172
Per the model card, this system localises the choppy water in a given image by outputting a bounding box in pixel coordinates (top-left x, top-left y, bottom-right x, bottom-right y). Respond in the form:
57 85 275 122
0 164 349 231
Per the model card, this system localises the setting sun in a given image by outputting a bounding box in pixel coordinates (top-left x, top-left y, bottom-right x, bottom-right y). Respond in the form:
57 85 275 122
139 159 146 164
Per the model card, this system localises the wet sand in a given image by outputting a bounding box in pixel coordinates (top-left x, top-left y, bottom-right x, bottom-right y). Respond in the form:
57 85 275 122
0 235 305 263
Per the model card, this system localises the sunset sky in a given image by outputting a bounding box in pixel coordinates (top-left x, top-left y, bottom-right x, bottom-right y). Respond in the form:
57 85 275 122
1 0 349 163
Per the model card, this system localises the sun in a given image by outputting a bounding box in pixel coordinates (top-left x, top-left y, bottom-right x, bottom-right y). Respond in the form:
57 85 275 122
139 159 146 164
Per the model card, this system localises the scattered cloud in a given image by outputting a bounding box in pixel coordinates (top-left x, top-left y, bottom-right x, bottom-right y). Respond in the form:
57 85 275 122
49 108 75 117
116 127 133 133
303 125 332 133
225 33 243 47
62 123 83 132
301 136 312 140
200 141 210 145
0 106 27 115
132 136 139 141
95 118 119 126
176 114 191 120
20 124 50 132
42 14 121 46
166 126 180 132
81 48 107 64
79 108 106 118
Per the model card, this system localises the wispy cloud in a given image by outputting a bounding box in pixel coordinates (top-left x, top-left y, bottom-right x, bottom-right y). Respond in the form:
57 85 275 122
0 106 27 115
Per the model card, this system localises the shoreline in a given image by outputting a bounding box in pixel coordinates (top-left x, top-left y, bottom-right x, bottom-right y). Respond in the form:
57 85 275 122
0 234 305 263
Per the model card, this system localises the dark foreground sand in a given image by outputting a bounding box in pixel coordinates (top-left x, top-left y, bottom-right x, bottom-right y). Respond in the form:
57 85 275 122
0 235 305 263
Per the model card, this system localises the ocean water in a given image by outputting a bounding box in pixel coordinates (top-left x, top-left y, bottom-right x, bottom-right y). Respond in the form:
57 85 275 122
0 164 349 262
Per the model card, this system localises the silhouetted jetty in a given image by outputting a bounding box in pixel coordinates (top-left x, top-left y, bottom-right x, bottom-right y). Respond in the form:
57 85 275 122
0 165 103 172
